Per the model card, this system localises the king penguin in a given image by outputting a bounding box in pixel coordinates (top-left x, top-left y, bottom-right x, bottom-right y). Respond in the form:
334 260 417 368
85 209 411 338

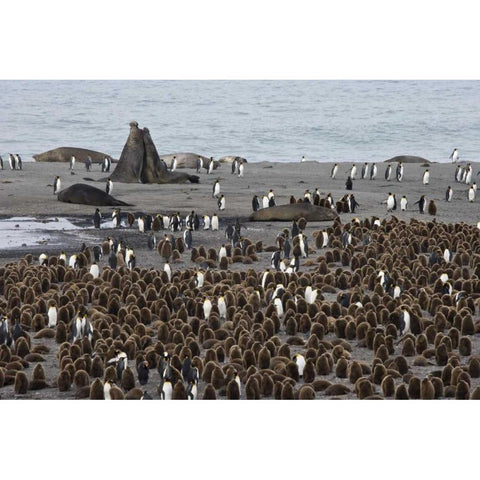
53 176 61 195
370 163 377 180
396 162 404 182
446 186 453 202
400 195 408 211
331 163 338 179
106 177 113 195
468 186 475 202
93 208 101 228
450 148 459 163
414 195 427 214
218 194 226 211
70 155 75 170
361 162 368 179
211 214 219 231
422 169 430 185
213 179 220 198
385 164 392 181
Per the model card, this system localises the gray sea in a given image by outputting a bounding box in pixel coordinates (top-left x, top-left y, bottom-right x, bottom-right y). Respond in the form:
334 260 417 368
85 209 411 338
1 80 479 163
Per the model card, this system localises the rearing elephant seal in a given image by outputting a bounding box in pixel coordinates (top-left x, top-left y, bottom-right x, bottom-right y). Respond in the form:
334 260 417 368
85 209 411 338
110 122 199 184
250 203 337 222
57 184 132 206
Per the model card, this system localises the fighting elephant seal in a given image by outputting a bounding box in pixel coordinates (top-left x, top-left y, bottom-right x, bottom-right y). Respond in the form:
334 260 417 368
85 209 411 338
33 147 115 163
159 153 219 171
57 184 132 206
384 155 431 164
110 122 200 184
250 203 337 222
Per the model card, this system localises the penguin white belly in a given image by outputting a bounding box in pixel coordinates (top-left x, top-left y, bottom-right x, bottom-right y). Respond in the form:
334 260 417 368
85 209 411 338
48 308 57 328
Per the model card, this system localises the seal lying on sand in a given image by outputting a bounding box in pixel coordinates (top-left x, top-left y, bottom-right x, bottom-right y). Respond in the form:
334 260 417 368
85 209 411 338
33 147 115 163
219 156 248 164
384 155 431 164
250 203 337 221
57 184 132 206
110 122 199 184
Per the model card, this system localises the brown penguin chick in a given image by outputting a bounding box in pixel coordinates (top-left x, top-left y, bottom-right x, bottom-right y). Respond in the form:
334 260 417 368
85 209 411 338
104 365 118 383
335 358 348 378
408 376 421 399
29 364 48 390
109 385 125 400
348 361 363 384
428 200 437 216
458 336 472 357
73 370 90 389
262 373 274 397
395 356 409 375
273 381 283 399
55 321 67 343
211 367 225 390
173 380 186 399
455 380 470 400
89 378 105 400
372 364 387 385
470 386 480 400
355 378 374 399
430 377 444 399
226 378 241 399
461 315 475 335
15 338 30 358
125 388 144 400
14 371 29 394
415 334 428 355
401 338 415 357
435 344 448 366
394 384 409 400
91 356 104 378
121 367 136 392
245 376 261 399
302 359 316 383
280 381 294 400
285 361 299 382
202 383 217 400
257 346 271 370
316 354 331 375
298 385 316 399
324 383 351 396
57 370 71 392
420 378 435 399
381 375 395 397
468 358 480 378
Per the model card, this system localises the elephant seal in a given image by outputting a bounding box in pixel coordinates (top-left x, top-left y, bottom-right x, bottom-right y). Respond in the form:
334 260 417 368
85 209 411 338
158 153 219 171
110 122 199 184
219 155 248 164
250 203 337 222
57 184 132 206
384 155 431 164
33 147 115 163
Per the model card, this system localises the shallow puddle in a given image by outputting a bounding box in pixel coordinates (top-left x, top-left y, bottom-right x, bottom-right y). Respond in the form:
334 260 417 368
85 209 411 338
0 217 84 249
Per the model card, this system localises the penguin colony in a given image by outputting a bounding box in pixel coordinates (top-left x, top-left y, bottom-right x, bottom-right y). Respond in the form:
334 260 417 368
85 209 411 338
2 213 480 400
2 153 480 399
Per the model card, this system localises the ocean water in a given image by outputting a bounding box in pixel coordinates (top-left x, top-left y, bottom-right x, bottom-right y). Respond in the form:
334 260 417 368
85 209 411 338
1 80 480 163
